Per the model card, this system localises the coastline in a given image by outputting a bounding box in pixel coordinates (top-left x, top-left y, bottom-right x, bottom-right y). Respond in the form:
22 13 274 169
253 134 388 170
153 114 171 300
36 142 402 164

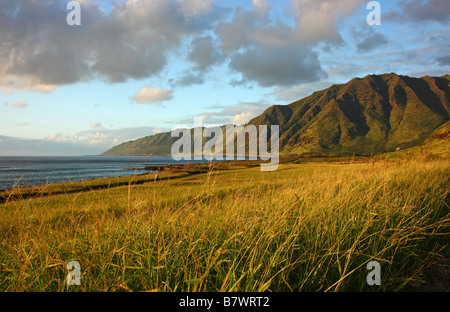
0 155 370 203
0 155 200 192
0 159 257 203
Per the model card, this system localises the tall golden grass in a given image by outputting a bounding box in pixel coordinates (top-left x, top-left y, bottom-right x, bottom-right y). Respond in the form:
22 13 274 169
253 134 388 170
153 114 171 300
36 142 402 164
0 158 448 291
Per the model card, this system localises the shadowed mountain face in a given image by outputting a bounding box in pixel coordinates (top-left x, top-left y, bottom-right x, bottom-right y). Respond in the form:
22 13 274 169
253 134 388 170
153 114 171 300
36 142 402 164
248 73 450 154
102 73 450 156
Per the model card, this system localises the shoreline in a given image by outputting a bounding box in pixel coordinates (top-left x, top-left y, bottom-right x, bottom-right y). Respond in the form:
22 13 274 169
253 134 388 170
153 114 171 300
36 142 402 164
0 155 366 203
1 157 448 292
0 155 371 195
0 154 410 202
0 160 253 203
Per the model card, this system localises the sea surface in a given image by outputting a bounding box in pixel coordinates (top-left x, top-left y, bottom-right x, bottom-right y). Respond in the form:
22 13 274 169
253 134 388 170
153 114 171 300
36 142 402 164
0 156 207 191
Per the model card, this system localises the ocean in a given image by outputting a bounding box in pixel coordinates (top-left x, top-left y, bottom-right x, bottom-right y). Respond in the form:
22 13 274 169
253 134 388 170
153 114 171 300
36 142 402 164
0 156 206 191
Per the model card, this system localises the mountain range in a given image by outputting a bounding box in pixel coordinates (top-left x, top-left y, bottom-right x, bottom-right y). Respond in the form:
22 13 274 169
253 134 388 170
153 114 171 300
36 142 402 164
102 73 450 156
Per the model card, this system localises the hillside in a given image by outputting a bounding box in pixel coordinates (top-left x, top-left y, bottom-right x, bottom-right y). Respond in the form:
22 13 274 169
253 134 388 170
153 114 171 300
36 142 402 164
102 132 175 156
385 121 450 158
102 73 450 156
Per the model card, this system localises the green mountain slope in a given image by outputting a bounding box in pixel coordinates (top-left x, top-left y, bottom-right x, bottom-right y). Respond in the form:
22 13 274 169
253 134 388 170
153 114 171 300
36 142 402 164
386 121 450 158
103 132 175 156
102 73 450 156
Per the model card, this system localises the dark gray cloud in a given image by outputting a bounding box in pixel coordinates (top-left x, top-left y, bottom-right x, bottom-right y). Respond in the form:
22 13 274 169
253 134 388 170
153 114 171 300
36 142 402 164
215 8 260 53
172 72 205 87
188 36 223 71
213 4 330 88
353 28 388 53
0 0 369 91
172 35 222 87
229 43 326 87
436 55 450 66
0 0 98 89
385 0 450 23
88 0 213 83
0 0 220 89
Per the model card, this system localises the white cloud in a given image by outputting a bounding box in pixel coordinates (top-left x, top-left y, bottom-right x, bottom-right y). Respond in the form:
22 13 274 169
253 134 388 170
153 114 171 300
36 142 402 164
0 0 370 92
176 101 271 126
89 132 109 145
8 100 28 109
2 0 445 98
0 0 218 91
231 111 255 125
43 132 71 143
41 126 166 150
271 80 335 102
0 75 57 93
131 86 174 104
90 122 102 128
291 0 362 42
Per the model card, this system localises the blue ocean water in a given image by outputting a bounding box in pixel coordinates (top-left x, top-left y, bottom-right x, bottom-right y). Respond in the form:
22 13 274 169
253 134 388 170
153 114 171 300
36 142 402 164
0 156 205 190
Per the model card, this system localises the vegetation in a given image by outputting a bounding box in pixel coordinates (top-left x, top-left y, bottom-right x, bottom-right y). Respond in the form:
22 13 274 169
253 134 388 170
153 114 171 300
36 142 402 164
0 155 448 292
384 121 450 159
102 73 450 157
2 77 450 291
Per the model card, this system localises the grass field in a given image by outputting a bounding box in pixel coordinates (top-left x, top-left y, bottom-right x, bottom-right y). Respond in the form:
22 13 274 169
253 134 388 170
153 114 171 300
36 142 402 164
0 156 449 292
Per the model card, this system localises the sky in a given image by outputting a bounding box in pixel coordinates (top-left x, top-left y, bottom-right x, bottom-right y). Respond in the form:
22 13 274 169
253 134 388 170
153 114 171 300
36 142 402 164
0 0 449 156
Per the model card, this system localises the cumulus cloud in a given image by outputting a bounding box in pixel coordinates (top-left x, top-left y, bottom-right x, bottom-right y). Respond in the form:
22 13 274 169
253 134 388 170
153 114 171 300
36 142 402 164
291 0 362 43
215 7 289 53
213 1 347 88
131 86 174 104
0 76 57 93
0 0 372 91
188 36 223 71
173 72 205 87
43 132 71 143
88 0 217 83
0 0 217 91
229 43 326 87
0 0 99 89
353 28 388 53
217 101 272 125
231 111 255 125
177 0 213 20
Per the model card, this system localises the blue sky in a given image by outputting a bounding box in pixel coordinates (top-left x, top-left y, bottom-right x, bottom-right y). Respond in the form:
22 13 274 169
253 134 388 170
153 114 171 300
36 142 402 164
0 0 449 155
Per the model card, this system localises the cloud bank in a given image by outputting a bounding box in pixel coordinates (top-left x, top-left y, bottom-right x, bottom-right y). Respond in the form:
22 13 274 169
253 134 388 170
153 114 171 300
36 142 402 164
2 0 448 94
0 0 375 92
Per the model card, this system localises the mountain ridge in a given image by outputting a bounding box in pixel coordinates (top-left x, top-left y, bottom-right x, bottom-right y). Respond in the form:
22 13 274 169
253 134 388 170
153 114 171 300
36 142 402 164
102 73 450 156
